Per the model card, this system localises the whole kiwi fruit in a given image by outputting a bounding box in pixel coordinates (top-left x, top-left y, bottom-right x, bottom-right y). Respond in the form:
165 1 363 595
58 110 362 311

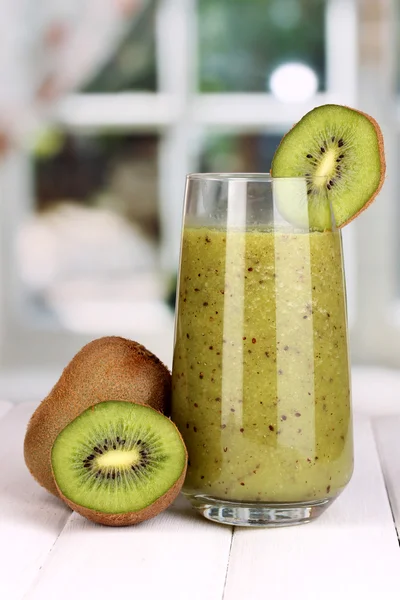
24 336 171 496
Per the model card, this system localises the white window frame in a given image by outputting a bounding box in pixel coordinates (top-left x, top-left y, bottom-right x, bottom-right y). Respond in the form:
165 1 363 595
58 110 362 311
4 0 397 371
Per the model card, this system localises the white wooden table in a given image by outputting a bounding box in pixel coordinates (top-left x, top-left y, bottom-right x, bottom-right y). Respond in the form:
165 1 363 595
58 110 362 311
1 368 400 600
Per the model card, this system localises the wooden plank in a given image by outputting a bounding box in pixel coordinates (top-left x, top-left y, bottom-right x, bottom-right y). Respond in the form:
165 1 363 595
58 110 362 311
25 494 232 600
0 403 71 600
373 416 400 535
223 418 400 600
0 400 12 420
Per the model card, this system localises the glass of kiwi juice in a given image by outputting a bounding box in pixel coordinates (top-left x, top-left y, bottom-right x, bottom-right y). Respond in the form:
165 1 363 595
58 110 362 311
171 173 353 527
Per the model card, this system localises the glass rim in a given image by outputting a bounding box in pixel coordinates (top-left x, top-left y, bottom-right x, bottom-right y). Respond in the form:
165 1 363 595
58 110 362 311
187 172 328 183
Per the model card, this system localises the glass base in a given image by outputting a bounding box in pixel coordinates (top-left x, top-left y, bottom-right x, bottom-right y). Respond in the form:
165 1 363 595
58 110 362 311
188 494 335 528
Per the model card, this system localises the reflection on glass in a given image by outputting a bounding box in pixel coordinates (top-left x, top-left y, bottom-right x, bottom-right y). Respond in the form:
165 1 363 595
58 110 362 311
198 0 326 92
172 174 353 527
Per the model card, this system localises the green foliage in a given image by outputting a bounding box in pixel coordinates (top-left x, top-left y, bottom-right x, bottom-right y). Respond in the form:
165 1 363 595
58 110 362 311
82 1 157 93
198 0 326 92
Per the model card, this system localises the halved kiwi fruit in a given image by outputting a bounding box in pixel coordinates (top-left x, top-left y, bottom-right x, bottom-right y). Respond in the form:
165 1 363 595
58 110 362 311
271 104 386 229
24 336 171 497
51 401 187 526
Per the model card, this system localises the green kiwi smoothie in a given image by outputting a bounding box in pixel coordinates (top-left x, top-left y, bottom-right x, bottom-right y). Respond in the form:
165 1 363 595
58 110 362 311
172 226 353 503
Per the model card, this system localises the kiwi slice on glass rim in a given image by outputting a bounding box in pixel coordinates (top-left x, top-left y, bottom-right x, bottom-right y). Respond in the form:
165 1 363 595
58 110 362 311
51 401 187 526
271 104 386 229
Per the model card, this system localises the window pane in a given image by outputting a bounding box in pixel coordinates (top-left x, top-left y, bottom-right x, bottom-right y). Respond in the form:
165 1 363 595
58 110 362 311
199 132 283 173
82 2 157 93
198 0 326 93
18 131 174 334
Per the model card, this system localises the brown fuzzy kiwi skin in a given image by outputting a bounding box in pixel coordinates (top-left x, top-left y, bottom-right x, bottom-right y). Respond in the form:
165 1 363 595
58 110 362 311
24 336 172 497
270 105 386 228
339 108 386 227
53 452 187 527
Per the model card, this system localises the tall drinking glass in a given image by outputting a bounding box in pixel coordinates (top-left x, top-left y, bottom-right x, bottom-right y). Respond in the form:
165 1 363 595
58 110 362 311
172 174 353 527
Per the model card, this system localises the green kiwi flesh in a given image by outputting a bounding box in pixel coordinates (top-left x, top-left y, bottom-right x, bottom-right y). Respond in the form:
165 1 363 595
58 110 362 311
51 401 187 522
272 176 332 231
271 104 385 229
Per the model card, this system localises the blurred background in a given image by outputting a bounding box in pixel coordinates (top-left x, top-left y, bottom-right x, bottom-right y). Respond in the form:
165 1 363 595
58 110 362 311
0 0 399 400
